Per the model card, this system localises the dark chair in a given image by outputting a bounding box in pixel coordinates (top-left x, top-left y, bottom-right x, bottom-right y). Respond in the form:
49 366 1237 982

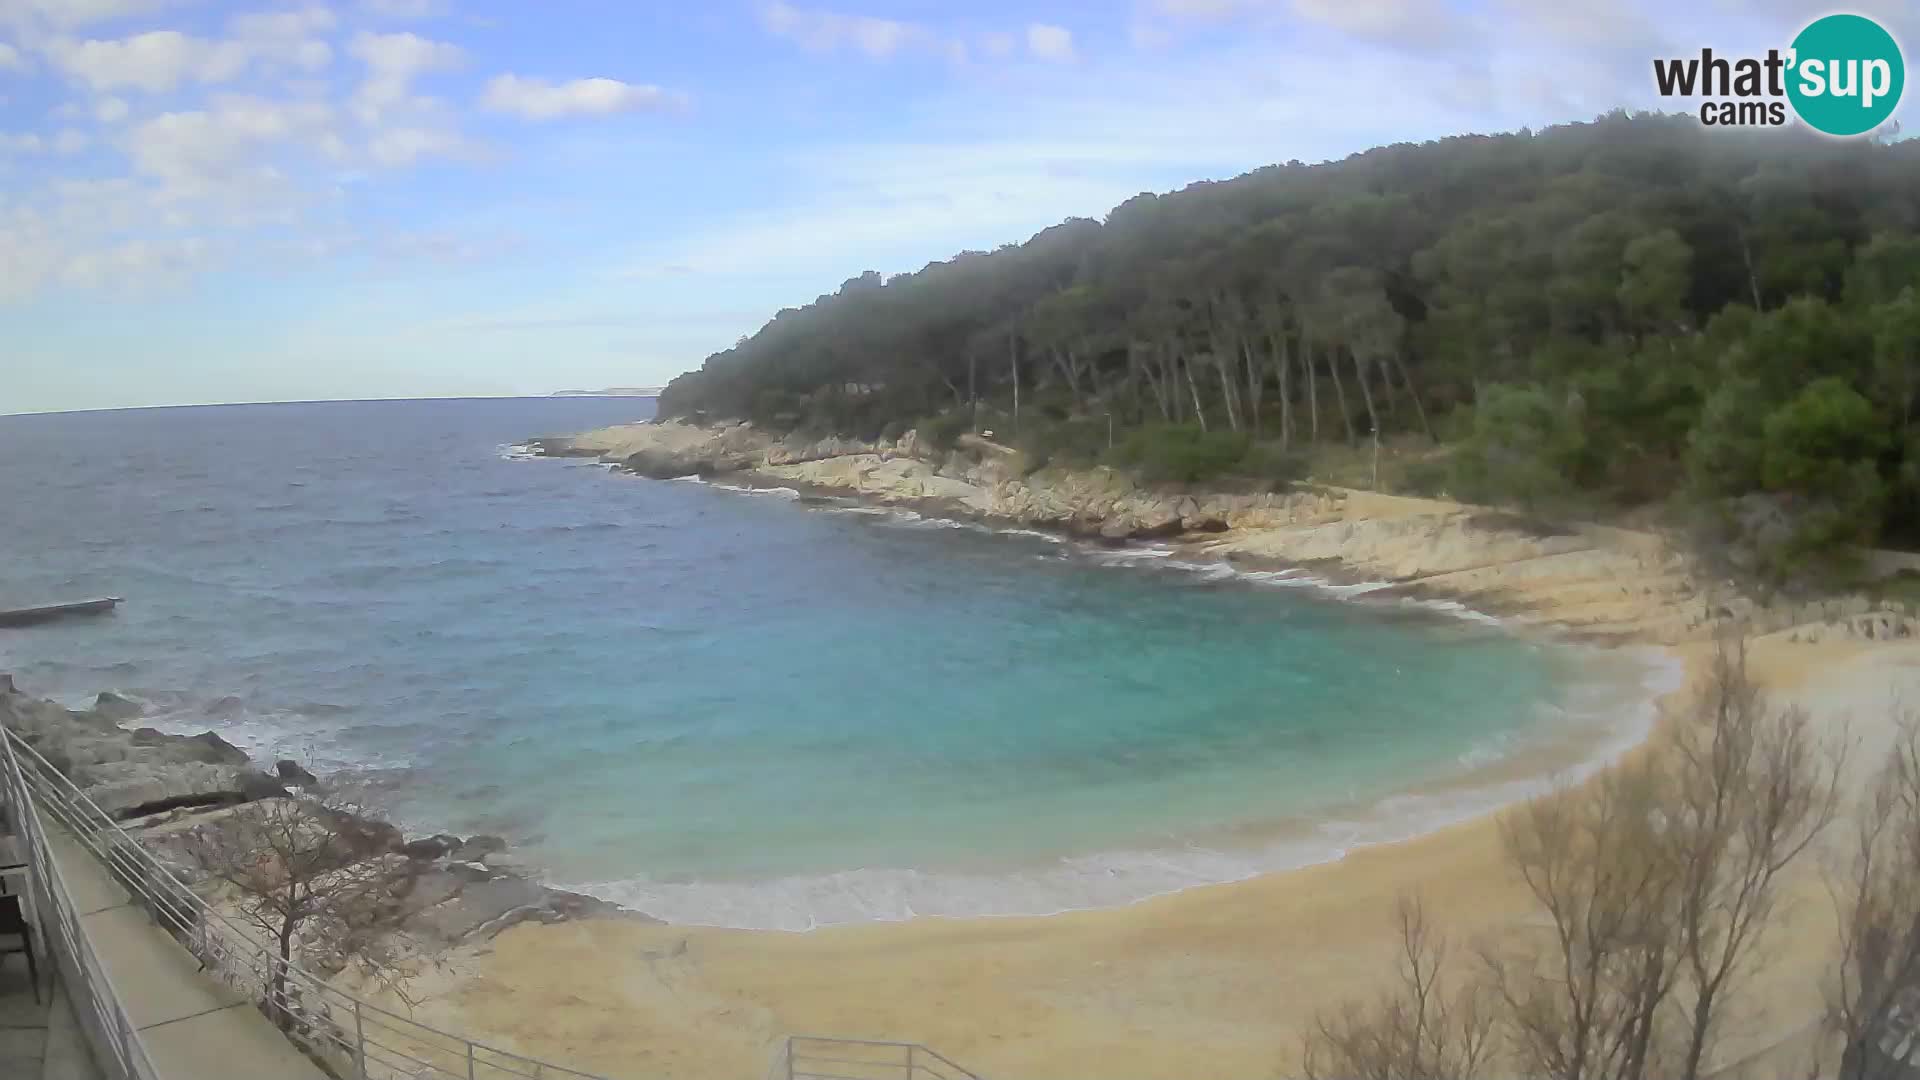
0 893 37 1003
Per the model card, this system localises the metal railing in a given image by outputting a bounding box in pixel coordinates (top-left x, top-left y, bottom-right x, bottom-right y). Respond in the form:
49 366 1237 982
2 716 161 1079
1 725 614 1080
776 1036 982 1080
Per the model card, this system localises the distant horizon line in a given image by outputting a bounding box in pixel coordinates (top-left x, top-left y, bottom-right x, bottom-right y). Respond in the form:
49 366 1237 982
1 392 665 419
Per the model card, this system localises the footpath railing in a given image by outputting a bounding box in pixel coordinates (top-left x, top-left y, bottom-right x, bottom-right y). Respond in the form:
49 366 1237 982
775 1036 982 1080
2 717 160 1079
1 725 613 1080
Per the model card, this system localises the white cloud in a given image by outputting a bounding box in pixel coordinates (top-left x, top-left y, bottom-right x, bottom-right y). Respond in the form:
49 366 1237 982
0 0 180 31
52 128 89 154
760 2 924 58
1288 0 1465 47
760 5 1086 69
0 175 226 302
379 228 522 263
0 132 45 154
365 125 478 166
0 42 25 70
348 30 463 123
357 0 447 17
94 96 129 123
1026 23 1075 62
1151 0 1265 15
125 96 337 201
43 12 334 95
47 31 253 93
60 235 210 290
228 6 337 41
228 5 337 70
480 74 683 119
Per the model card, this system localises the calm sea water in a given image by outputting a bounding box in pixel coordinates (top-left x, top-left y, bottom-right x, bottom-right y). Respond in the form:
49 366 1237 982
0 398 1672 928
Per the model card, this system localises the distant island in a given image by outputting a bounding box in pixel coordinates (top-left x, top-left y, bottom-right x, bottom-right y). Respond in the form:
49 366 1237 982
550 387 662 398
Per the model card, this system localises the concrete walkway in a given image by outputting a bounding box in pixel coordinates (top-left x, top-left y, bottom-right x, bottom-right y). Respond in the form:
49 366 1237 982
0 960 103 1080
45 830 328 1080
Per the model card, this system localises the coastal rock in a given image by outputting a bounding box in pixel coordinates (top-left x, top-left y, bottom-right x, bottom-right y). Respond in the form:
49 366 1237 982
236 769 292 801
92 691 144 722
401 834 465 862
525 437 603 458
92 765 275 818
1098 509 1184 542
274 759 321 786
124 727 246 767
453 834 507 862
623 448 706 479
412 875 550 943
2 681 262 814
188 731 250 765
397 867 465 913
205 695 246 719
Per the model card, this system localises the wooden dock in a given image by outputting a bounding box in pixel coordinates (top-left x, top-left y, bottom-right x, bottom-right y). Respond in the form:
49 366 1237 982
0 597 121 628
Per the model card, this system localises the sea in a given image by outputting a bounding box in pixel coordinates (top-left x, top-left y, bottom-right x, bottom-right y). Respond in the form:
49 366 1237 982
0 397 1678 930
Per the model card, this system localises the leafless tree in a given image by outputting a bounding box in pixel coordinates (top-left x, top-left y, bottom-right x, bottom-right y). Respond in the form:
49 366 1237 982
184 791 413 1031
1488 759 1678 1080
1830 712 1920 1080
1310 636 1840 1080
1664 640 1839 1080
1302 895 1497 1080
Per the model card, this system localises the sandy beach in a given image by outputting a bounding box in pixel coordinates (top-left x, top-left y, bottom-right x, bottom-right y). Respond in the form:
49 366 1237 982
363 634 1909 1080
384 424 1920 1079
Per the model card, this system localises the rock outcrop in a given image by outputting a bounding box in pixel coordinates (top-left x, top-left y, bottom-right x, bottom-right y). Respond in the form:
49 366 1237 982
1 681 254 815
4 675 648 964
532 419 1920 647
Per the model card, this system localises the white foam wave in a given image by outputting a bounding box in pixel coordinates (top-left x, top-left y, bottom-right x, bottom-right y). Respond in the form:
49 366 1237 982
994 527 1068 545
712 484 802 500
816 504 895 516
119 693 417 772
883 516 977 532
496 443 539 461
562 839 1351 931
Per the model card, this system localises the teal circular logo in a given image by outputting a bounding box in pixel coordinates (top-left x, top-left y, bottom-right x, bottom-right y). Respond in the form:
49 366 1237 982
1787 14 1905 136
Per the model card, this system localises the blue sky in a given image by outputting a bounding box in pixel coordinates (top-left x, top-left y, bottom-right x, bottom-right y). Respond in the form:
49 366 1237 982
1 0 1911 413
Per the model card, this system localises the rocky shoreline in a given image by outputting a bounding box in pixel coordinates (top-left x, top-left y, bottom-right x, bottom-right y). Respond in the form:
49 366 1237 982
530 418 1920 647
0 676 647 960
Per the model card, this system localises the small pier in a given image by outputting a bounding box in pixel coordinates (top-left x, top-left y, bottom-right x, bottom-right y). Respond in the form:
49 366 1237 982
0 598 121 628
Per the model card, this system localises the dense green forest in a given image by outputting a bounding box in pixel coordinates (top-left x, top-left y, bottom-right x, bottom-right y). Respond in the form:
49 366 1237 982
659 112 1920 575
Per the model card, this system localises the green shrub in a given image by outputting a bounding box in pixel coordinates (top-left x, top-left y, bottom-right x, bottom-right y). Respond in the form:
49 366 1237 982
1449 384 1585 510
1398 460 1450 497
1111 425 1252 485
1241 443 1309 488
919 410 973 452
1015 418 1110 471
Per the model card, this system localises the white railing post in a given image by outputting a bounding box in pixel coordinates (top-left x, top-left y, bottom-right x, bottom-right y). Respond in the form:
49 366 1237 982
353 998 367 1079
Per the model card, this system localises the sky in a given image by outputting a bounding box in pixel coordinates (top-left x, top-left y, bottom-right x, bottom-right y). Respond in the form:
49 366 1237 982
1 0 1913 414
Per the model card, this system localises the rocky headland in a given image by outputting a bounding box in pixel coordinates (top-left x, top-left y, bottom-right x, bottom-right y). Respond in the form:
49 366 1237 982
530 418 1920 648
0 675 642 965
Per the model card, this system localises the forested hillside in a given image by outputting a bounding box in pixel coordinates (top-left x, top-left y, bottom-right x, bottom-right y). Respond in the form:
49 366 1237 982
659 112 1920 573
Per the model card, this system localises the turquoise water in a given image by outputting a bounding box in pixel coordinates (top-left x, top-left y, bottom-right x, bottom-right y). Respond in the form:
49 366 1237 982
0 399 1671 929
